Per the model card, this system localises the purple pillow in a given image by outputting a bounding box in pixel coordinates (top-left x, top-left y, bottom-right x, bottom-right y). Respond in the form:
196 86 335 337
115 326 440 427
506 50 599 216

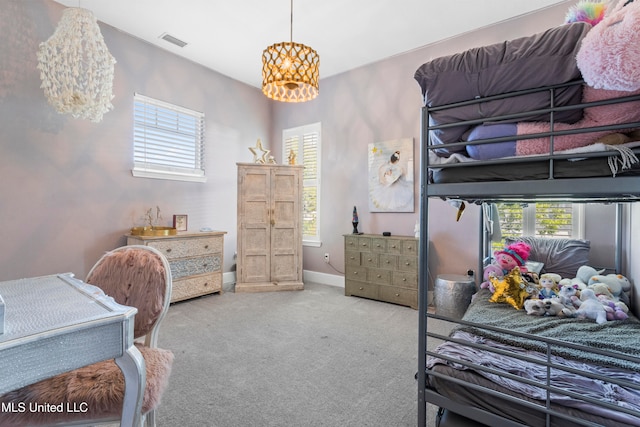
466 124 517 160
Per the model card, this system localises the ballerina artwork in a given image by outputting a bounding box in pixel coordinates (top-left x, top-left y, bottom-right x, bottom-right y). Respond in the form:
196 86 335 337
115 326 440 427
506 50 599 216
368 139 414 212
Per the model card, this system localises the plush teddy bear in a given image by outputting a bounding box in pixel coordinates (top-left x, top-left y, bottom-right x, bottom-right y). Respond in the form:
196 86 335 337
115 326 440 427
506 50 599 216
588 273 632 305
574 288 608 324
481 242 531 290
557 283 581 316
588 282 630 320
524 298 566 317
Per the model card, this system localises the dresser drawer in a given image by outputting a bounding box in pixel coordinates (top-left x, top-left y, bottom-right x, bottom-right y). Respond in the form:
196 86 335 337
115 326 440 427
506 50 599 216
170 255 221 280
398 255 418 272
345 251 361 267
357 237 371 251
368 268 391 285
345 235 359 250
361 253 378 268
392 271 418 289
345 265 367 281
379 254 397 270
345 281 379 300
379 286 417 309
172 274 222 302
387 239 403 255
147 236 222 259
402 240 418 256
371 238 387 253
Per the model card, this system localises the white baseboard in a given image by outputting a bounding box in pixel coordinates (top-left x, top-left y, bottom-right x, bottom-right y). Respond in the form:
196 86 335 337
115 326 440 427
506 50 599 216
303 270 344 288
222 270 345 291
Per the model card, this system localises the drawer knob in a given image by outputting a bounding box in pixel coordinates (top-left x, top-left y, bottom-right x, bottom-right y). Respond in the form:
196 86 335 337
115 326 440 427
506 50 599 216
402 278 407 282
395 293 400 297
367 258 372 262
349 256 355 260
203 264 208 268
385 260 390 264
362 243 366 246
166 248 172 253
359 287 364 290
353 271 358 275
405 262 411 266
204 245 209 249
376 244 380 247
377 274 381 278
392 245 397 248
204 282 209 287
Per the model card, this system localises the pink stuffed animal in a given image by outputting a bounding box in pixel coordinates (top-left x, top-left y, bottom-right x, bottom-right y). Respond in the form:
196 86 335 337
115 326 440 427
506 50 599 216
515 0 640 156
481 242 531 290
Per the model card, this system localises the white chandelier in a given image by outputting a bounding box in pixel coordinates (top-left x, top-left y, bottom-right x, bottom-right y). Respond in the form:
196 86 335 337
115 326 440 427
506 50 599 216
37 8 116 123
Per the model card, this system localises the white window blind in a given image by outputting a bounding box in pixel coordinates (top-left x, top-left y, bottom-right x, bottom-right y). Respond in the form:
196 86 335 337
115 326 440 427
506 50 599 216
283 122 321 246
493 202 584 250
132 93 206 182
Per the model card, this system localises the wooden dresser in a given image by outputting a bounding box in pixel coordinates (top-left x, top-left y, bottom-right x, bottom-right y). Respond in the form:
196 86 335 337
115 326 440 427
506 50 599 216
344 234 418 309
126 231 226 302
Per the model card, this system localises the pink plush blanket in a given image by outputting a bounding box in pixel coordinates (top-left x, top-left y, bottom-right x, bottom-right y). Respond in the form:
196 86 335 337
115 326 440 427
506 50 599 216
516 85 640 156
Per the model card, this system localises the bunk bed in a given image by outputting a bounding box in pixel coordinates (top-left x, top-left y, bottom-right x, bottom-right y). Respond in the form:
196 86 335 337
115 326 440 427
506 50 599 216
416 3 640 426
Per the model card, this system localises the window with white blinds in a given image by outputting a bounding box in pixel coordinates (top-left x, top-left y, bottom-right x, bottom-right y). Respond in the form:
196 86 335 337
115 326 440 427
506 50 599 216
132 93 206 182
283 122 321 246
493 202 584 250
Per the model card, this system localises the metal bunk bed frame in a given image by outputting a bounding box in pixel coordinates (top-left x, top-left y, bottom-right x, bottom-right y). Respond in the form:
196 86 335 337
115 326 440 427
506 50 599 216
417 81 640 426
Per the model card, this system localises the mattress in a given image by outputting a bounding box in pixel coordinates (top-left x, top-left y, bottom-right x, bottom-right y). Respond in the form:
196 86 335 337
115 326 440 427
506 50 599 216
430 153 640 184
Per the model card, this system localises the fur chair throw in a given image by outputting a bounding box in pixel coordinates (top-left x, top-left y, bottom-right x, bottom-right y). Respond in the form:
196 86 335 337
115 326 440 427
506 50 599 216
0 344 174 426
86 247 167 339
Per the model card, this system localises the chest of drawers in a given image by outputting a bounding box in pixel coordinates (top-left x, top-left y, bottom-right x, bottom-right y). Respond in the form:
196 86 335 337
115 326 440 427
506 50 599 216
344 234 418 309
126 231 226 302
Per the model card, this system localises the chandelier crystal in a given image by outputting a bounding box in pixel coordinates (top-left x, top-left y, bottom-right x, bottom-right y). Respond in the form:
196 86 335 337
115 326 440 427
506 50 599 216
37 8 116 123
262 1 319 102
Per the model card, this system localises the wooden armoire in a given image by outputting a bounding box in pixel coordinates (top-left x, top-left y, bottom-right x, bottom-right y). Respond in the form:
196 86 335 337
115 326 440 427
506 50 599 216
236 163 304 292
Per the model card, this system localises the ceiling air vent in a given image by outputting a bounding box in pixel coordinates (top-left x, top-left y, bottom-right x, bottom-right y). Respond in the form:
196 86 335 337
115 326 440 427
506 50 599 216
159 33 188 48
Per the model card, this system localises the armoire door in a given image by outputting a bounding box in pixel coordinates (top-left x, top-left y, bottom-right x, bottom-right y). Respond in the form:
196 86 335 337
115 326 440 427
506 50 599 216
238 166 270 283
270 167 301 282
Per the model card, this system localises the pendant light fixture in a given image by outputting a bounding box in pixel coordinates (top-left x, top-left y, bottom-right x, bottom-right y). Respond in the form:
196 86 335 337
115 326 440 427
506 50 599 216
261 0 319 102
37 7 116 122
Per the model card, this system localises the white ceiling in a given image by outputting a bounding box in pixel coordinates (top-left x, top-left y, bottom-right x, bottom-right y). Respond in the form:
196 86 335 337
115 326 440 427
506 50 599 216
54 0 569 89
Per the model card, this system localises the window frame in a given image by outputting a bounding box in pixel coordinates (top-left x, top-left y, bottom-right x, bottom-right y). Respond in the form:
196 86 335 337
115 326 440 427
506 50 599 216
282 122 322 247
131 93 206 183
494 202 585 245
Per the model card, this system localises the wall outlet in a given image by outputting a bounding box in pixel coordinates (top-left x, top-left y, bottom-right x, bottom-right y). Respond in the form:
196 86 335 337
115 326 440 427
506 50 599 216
323 253 330 263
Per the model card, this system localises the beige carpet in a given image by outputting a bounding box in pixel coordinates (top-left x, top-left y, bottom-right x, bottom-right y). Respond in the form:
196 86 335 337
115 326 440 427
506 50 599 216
153 282 436 426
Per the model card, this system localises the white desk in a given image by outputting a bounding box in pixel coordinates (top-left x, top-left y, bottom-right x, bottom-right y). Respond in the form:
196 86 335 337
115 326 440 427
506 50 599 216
0 273 145 427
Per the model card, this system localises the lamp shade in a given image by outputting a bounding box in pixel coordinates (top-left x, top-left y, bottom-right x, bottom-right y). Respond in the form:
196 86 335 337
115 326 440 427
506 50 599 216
262 41 319 102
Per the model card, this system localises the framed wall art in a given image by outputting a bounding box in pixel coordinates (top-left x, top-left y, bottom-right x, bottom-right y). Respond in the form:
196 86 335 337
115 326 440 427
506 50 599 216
368 138 414 212
173 214 188 231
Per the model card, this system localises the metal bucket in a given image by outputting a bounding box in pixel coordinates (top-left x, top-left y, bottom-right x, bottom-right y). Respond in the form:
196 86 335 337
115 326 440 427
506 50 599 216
434 274 476 320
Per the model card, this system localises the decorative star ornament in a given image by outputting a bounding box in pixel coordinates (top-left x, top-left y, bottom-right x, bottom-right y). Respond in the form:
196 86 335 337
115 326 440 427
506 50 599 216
489 266 530 310
249 138 270 164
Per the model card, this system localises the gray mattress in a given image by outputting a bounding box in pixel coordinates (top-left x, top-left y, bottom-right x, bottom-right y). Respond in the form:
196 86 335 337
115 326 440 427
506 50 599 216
430 156 640 184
